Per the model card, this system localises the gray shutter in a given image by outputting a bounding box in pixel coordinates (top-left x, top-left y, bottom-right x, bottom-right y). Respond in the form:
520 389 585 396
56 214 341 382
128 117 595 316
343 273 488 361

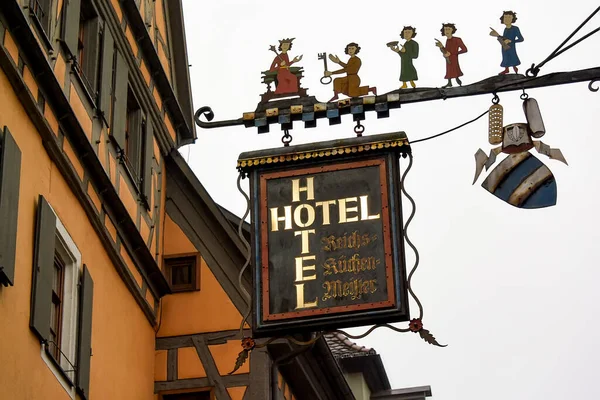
83 17 100 93
142 121 153 202
111 51 128 150
0 127 21 287
98 24 114 125
76 265 94 399
30 195 56 342
61 0 82 59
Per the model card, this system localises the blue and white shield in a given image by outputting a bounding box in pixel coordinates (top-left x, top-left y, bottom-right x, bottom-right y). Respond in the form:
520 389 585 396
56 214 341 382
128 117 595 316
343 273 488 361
481 153 557 209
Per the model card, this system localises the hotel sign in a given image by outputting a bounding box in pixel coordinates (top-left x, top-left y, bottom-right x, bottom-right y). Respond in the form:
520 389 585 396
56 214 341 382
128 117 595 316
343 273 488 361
238 132 411 337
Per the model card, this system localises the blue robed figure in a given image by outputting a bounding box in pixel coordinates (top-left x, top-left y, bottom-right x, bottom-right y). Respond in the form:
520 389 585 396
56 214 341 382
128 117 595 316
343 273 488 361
491 11 524 74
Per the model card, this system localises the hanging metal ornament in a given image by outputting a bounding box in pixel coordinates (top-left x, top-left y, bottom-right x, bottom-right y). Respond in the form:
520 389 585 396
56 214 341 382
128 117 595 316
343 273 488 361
473 93 568 209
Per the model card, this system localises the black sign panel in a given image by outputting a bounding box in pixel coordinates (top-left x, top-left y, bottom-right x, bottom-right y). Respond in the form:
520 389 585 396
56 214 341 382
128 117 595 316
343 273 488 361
248 150 409 337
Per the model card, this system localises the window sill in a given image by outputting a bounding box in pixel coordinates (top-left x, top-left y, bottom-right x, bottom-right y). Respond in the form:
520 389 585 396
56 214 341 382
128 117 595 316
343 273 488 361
117 148 151 210
25 6 54 56
71 65 98 111
40 343 76 400
107 138 151 211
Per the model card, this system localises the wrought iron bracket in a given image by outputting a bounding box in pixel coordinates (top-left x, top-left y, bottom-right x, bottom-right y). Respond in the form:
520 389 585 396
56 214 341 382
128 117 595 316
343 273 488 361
195 66 600 134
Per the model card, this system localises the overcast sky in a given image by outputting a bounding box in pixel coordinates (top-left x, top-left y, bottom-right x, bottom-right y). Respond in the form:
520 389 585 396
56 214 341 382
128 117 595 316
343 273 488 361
181 1 600 398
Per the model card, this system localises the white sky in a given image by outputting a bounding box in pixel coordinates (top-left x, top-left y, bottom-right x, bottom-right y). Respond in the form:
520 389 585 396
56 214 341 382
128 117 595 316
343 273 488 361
181 1 600 398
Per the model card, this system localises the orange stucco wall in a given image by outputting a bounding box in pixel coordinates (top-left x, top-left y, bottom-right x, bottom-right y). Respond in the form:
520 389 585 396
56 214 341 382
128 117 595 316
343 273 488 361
0 63 155 399
157 257 243 336
157 216 243 336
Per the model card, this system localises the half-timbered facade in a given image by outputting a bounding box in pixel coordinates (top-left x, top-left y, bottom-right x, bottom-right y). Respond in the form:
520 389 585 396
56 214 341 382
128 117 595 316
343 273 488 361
0 0 427 399
0 0 193 398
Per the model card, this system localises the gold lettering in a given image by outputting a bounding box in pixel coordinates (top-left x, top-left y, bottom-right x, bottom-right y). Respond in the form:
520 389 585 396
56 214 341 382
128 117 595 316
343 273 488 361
360 195 380 220
270 206 292 231
315 200 336 225
295 256 317 309
293 204 316 228
292 177 315 202
295 256 317 282
294 229 315 254
362 280 371 294
295 283 318 309
321 231 378 251
338 197 359 223
322 278 379 302
323 258 336 276
343 282 351 297
322 235 336 251
322 282 332 301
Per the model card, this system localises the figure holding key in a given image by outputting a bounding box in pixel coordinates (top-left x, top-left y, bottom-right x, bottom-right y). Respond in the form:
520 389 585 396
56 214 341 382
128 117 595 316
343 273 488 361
324 42 377 102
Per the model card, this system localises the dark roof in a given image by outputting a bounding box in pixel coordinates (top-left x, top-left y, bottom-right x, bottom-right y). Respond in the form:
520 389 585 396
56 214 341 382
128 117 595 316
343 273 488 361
325 333 377 359
371 386 433 399
325 333 391 393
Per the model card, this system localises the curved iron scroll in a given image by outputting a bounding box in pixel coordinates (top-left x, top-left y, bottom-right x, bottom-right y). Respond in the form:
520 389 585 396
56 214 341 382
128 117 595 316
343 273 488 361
589 79 600 92
194 106 244 129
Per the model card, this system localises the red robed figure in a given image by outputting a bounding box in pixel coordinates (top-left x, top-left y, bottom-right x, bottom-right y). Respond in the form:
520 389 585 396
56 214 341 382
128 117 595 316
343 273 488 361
444 37 467 79
270 53 299 94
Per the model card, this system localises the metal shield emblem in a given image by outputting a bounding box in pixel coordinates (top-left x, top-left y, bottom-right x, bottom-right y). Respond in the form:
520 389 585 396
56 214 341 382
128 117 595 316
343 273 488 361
481 153 557 209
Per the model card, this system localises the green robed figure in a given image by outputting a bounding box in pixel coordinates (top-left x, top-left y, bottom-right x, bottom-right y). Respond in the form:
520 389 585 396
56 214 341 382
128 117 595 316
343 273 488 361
389 26 419 89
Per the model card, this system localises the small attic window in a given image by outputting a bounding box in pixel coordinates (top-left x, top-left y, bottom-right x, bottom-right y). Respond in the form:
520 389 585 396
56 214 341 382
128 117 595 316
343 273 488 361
164 255 199 293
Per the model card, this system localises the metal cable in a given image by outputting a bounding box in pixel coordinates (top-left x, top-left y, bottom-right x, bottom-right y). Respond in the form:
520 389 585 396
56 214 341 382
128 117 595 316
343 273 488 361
236 172 253 335
410 109 490 144
528 6 600 76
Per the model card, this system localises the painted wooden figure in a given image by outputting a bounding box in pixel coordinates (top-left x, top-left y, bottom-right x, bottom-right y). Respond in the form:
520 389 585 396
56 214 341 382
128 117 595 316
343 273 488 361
389 26 419 89
435 23 467 88
324 42 377 102
268 38 303 94
490 10 524 75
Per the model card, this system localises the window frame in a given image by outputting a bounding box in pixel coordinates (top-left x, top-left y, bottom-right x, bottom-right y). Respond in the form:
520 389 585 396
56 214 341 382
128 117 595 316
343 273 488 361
72 0 101 104
125 87 143 179
49 253 65 362
28 0 54 52
40 212 81 399
164 254 201 293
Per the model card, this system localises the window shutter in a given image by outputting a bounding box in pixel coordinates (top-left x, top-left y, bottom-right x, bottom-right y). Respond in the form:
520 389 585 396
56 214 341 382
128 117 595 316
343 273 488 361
83 17 100 94
30 195 56 342
98 24 114 125
111 51 128 150
61 0 82 59
0 127 21 287
76 265 94 399
142 121 153 202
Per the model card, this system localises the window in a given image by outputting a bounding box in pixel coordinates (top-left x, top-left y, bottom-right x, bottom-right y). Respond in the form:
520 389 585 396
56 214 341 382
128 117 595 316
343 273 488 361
125 87 143 179
75 0 101 97
29 0 52 40
164 255 200 292
30 196 94 399
49 254 65 362
0 126 21 288
108 50 154 206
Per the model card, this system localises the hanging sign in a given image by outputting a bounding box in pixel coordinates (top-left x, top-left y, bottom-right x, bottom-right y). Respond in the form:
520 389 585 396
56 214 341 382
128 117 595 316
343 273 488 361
238 132 411 337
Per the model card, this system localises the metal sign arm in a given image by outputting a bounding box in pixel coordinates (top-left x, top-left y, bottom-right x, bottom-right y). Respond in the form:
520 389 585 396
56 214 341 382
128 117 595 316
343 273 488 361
195 66 600 133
